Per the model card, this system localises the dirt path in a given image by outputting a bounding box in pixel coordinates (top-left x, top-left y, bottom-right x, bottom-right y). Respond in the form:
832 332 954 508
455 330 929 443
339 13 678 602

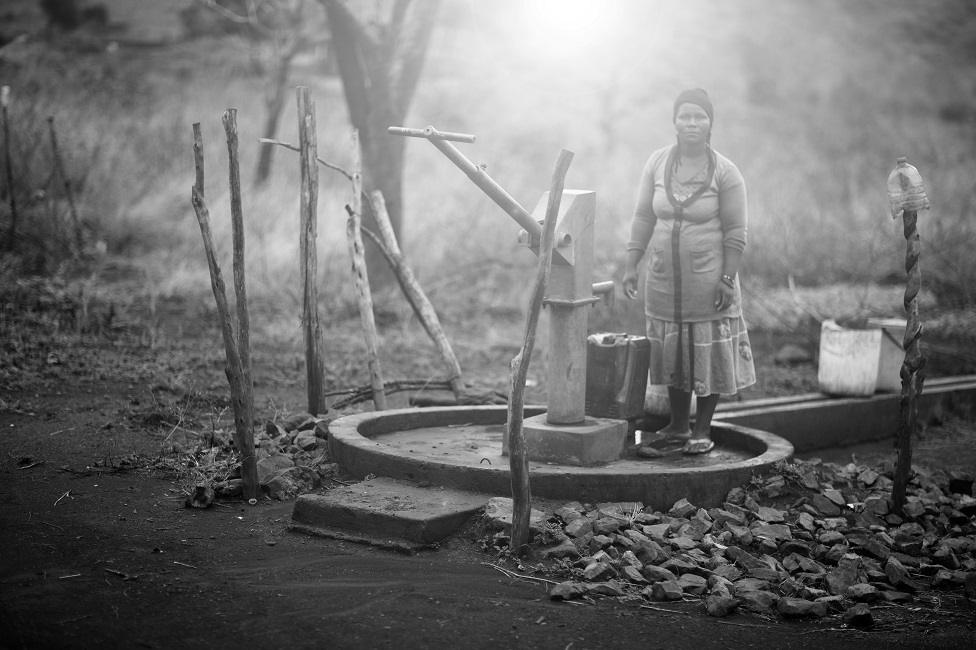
3 372 975 649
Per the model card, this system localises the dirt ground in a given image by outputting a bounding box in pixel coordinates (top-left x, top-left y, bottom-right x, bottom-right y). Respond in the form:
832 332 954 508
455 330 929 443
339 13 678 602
2 285 976 649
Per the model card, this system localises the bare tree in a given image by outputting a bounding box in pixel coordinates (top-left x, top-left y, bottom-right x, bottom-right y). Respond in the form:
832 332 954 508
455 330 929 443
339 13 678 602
193 1 327 186
318 0 441 285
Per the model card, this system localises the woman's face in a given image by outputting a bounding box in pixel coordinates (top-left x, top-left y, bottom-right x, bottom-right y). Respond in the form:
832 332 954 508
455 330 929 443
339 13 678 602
674 102 711 145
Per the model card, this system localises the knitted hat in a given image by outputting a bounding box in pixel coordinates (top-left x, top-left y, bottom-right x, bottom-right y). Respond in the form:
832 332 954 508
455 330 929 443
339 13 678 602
673 88 714 123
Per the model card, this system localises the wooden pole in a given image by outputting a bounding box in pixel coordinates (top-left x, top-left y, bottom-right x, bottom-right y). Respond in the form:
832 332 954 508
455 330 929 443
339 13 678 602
190 122 259 502
296 87 327 415
46 116 83 256
2 86 18 252
507 149 574 554
366 190 465 399
347 130 387 410
888 157 927 514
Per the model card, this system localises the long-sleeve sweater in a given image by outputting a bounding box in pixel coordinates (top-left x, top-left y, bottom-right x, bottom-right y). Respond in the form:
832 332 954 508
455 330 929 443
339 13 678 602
627 145 748 322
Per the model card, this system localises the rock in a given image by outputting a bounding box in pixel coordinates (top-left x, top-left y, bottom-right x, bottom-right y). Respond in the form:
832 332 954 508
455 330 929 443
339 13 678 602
640 564 678 584
582 561 616 581
621 528 652 545
265 421 287 438
565 517 593 538
846 583 880 602
635 540 668 565
864 495 889 515
932 569 955 588
184 483 215 508
902 499 926 519
709 508 746 527
885 556 921 591
784 553 826 575
293 430 319 451
878 590 913 603
826 554 862 595
650 580 684 601
213 478 243 498
823 488 846 507
484 498 547 533
777 597 827 618
705 593 739 617
818 529 846 546
965 572 976 599
756 506 786 523
752 523 792 542
619 549 643 569
621 565 647 584
550 581 587 600
810 494 842 516
585 581 628 597
712 564 743 582
592 516 626 536
256 453 295 485
796 512 817 533
588 534 613 554
543 538 580 559
668 498 697 519
556 503 585 522
725 546 765 570
265 474 299 500
858 468 880 486
677 573 708 595
727 524 755 547
737 589 779 613
842 603 874 628
642 523 671 542
669 535 698 551
282 412 316 432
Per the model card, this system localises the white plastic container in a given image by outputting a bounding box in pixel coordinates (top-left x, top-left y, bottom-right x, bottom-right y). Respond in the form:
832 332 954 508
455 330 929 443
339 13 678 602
867 317 907 392
817 319 882 396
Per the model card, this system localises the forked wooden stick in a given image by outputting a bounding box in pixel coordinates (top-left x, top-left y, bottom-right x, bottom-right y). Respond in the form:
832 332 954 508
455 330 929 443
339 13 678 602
507 149 574 553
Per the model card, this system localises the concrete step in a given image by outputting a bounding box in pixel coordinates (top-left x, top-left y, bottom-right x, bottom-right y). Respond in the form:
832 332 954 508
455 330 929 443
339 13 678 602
290 476 491 551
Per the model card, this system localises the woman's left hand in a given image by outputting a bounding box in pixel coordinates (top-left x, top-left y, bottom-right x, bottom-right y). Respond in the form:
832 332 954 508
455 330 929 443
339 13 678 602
714 280 735 311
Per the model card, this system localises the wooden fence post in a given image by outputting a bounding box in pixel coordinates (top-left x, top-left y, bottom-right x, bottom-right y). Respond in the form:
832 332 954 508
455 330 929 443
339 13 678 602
46 116 83 256
2 86 18 251
347 129 387 410
508 149 574 554
366 190 465 400
190 122 259 502
887 156 929 513
296 87 327 415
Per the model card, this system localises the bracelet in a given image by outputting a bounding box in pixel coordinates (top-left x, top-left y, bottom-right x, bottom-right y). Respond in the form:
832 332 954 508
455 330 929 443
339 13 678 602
721 273 735 288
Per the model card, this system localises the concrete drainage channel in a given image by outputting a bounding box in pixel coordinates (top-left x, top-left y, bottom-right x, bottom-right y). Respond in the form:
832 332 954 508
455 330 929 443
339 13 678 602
290 375 976 548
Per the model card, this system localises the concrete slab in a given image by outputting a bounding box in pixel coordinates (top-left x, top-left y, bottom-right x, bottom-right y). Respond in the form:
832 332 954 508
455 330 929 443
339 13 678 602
521 413 628 465
290 477 490 548
711 376 976 452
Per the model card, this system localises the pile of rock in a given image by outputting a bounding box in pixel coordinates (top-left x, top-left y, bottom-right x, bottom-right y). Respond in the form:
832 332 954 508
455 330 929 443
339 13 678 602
486 459 976 623
213 412 338 501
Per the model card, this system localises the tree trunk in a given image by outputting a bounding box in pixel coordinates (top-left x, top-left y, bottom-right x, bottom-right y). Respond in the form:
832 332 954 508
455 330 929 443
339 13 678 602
319 0 440 288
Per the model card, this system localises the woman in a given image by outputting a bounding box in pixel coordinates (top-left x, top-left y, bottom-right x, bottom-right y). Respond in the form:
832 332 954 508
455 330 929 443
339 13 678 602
622 88 756 455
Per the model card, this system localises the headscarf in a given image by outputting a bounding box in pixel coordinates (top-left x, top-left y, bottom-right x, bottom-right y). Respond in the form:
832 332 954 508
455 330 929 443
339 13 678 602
673 88 714 124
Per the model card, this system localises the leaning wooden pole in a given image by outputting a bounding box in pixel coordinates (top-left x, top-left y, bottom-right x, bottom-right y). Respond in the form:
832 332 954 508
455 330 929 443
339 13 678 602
346 129 387 410
2 86 18 252
46 116 83 256
508 149 574 554
190 122 259 501
887 156 929 514
367 190 465 399
296 87 327 415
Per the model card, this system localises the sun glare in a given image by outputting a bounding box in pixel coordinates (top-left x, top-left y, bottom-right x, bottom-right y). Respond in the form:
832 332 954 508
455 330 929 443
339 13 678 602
518 0 615 59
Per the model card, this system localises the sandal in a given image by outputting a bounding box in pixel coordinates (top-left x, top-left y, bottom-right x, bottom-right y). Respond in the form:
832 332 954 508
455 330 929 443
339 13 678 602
635 445 666 458
682 438 715 455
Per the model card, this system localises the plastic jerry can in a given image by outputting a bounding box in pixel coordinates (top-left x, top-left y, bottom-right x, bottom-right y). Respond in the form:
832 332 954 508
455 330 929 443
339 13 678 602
585 333 650 419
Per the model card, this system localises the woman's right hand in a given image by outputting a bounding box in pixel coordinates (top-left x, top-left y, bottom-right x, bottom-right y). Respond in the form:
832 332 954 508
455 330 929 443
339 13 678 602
622 266 639 300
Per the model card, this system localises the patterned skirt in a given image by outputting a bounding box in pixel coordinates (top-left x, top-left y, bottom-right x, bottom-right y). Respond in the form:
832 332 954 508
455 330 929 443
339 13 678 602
645 316 757 396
